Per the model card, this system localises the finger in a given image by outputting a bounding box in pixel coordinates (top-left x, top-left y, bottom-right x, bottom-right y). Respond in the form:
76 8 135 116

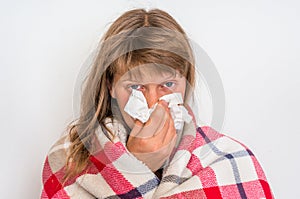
142 100 169 131
160 109 176 145
161 112 176 146
157 100 169 110
146 100 171 136
131 100 168 134
131 103 168 139
129 120 145 137
152 110 170 138
152 109 175 148
144 102 170 133
147 102 168 126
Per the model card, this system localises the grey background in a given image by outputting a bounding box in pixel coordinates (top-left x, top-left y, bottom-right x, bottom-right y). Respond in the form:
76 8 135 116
1 0 299 198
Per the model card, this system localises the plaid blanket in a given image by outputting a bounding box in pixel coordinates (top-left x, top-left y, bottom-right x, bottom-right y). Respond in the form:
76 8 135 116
41 120 273 198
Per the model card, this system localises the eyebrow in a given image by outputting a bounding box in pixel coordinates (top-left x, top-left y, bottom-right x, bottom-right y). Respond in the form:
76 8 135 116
121 77 180 84
118 69 182 84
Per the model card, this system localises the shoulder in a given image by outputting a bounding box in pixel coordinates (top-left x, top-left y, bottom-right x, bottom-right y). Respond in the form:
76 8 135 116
193 126 273 198
45 135 71 173
41 134 99 198
196 125 253 155
195 125 260 171
41 135 70 198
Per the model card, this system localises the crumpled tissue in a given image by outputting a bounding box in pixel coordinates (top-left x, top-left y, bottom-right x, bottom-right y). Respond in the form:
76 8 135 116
124 89 192 130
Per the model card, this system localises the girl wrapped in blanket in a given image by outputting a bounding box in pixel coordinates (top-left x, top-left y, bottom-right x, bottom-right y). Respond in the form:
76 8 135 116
41 8 273 199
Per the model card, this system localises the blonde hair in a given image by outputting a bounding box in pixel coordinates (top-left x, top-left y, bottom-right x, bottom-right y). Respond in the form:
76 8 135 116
64 8 195 180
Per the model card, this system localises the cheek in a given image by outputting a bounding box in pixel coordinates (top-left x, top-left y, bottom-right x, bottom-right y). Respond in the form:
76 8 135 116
114 88 135 128
121 111 135 129
175 81 186 99
115 89 130 109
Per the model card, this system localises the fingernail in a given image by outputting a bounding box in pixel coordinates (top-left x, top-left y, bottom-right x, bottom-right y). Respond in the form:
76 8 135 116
158 100 168 107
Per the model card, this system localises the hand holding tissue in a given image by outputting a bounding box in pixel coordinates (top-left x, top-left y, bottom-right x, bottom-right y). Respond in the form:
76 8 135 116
124 89 192 171
124 89 192 130
127 100 177 171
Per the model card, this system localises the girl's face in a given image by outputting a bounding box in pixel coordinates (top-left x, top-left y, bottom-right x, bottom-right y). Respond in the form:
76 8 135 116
110 65 187 129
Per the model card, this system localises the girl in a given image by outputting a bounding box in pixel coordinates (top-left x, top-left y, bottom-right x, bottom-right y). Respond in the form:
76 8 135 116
41 9 273 198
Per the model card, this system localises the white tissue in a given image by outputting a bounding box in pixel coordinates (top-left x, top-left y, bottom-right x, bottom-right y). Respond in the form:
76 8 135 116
124 89 192 129
123 89 153 123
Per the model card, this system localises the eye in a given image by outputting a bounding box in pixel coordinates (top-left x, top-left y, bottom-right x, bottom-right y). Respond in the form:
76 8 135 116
129 84 142 90
163 82 175 88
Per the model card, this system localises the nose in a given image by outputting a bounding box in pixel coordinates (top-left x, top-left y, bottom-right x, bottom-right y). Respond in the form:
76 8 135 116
143 84 171 108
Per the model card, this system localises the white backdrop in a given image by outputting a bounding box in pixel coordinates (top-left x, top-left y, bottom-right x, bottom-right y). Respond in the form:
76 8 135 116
1 0 299 198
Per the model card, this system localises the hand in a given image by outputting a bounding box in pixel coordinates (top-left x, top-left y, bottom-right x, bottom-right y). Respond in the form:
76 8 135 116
126 101 177 172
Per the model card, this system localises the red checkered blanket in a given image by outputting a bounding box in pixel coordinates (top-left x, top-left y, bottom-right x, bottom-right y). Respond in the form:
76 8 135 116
41 120 273 198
